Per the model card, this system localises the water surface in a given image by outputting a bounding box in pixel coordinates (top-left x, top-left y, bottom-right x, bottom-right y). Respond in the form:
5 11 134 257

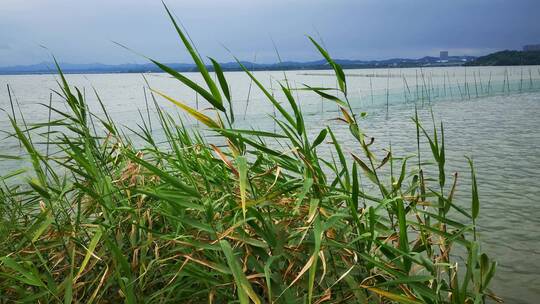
1 66 539 303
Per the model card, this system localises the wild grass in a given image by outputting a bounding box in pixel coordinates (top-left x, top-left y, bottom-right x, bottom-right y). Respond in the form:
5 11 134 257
0 4 499 303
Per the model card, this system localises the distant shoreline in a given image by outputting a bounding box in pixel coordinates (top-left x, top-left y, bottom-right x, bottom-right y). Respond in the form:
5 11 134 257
0 63 469 76
0 57 474 76
4 51 540 76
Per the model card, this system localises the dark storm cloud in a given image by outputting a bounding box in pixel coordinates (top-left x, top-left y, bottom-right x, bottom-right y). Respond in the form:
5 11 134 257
0 0 539 66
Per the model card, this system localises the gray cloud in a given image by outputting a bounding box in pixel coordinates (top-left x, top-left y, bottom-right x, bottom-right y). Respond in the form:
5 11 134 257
0 0 539 66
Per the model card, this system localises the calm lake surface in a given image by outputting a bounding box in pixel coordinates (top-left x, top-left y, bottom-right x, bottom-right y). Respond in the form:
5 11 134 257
1 66 540 303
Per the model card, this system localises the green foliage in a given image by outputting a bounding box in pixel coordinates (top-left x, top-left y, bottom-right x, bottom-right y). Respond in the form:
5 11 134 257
0 5 497 303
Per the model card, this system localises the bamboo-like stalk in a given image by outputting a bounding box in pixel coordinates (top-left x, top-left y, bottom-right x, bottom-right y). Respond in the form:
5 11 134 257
143 85 153 132
6 84 17 126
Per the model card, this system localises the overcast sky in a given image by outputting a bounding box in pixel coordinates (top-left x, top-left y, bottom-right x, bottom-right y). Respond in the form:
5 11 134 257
1 0 539 66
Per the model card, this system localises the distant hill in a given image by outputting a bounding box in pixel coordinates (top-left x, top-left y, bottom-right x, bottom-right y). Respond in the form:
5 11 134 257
465 50 540 66
0 55 475 75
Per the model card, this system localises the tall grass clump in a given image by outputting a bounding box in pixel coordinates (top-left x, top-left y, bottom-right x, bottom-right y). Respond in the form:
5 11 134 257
0 5 498 303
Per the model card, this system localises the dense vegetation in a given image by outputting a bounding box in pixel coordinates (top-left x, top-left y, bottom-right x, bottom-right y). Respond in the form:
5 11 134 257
0 5 498 303
465 50 540 66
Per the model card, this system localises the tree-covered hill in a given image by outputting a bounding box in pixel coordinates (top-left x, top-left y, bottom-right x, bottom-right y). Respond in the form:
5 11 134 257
465 50 540 66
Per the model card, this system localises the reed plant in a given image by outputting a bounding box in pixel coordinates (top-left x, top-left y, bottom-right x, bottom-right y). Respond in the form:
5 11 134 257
0 4 498 303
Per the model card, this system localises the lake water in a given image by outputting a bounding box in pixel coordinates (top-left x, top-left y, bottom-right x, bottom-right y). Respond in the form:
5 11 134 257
1 66 540 303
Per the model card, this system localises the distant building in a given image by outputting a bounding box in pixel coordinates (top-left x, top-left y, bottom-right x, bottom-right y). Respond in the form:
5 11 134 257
523 44 540 51
440 51 449 60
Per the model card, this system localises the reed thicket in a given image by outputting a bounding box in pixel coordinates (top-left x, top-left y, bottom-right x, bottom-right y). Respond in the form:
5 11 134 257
0 4 498 303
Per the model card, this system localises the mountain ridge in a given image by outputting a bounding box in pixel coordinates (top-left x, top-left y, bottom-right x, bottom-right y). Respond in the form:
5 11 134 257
464 50 540 66
0 55 475 75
